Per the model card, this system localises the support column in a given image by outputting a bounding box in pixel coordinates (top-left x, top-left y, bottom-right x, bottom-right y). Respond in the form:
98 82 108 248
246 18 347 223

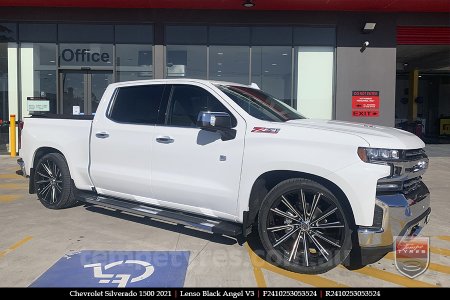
408 69 419 121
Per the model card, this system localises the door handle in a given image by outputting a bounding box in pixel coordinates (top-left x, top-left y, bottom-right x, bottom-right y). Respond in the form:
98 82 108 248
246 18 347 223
156 136 174 144
95 132 110 139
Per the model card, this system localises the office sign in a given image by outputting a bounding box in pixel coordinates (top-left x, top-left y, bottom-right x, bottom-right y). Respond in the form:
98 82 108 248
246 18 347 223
59 44 113 67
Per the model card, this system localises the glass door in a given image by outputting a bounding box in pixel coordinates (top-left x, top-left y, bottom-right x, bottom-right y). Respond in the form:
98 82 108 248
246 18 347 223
60 70 113 115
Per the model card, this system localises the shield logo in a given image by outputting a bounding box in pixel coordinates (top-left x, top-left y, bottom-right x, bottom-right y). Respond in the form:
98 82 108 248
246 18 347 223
394 236 430 278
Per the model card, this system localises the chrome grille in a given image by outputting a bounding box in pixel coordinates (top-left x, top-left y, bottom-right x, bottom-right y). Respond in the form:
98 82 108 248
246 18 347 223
402 176 422 195
404 148 427 161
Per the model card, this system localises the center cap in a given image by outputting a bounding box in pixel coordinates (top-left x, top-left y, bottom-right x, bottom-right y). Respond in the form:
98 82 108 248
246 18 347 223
300 222 310 232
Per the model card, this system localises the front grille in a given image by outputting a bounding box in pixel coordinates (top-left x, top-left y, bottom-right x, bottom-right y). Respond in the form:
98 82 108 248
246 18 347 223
403 176 422 195
404 148 427 161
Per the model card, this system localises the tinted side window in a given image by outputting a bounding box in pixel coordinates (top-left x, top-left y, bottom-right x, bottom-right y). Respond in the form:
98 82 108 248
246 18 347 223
110 85 165 124
168 85 236 127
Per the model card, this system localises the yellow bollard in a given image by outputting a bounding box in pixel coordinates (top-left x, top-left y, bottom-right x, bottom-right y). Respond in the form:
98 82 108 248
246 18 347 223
10 114 16 157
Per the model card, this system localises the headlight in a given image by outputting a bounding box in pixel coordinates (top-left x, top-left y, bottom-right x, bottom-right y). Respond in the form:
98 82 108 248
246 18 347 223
358 147 401 163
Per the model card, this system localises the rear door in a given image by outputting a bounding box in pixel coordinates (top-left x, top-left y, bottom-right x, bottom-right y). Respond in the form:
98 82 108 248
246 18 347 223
90 84 168 200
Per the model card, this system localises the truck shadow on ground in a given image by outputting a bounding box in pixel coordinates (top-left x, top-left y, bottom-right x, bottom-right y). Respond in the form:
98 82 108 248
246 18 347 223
83 204 238 246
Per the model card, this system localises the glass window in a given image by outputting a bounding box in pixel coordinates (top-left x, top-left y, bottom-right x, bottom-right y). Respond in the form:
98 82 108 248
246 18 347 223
251 27 292 46
58 24 113 43
116 44 153 82
59 43 113 67
20 43 57 116
295 46 334 119
0 42 8 153
0 23 17 42
209 26 250 45
209 46 249 84
168 85 235 127
217 85 304 122
165 26 207 45
166 45 207 79
19 24 56 43
252 46 292 104
109 85 166 124
115 25 153 44
33 44 57 114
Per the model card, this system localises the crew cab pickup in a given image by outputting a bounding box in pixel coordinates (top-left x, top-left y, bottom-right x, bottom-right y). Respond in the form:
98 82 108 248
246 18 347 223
18 79 431 274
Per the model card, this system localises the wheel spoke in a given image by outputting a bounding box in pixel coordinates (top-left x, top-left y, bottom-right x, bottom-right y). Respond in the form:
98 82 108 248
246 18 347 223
36 171 51 179
267 224 294 232
308 192 321 221
311 207 338 225
273 227 300 248
311 221 344 229
307 232 329 261
288 231 302 262
51 186 56 203
38 182 52 195
270 207 299 222
36 179 50 184
299 189 307 221
43 184 52 202
42 162 53 177
53 162 57 179
312 231 341 248
281 196 302 221
302 232 309 267
55 184 62 193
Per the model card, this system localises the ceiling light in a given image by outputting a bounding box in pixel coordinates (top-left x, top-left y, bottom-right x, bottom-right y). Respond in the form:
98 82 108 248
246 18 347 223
217 74 222 77
363 22 376 33
282 53 288 56
217 70 222 73
242 0 255 8
49 60 55 63
47 73 52 76
217 62 222 66
264 70 269 73
217 52 223 55
271 63 277 66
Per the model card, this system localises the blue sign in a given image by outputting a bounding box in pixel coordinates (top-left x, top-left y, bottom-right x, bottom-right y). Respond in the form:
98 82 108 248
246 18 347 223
31 251 190 287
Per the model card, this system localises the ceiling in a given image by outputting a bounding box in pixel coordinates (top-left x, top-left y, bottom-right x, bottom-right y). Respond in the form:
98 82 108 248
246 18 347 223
397 45 450 71
0 0 449 13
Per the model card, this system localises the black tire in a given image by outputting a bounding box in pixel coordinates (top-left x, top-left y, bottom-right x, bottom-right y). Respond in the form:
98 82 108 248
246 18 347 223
34 153 76 209
258 178 352 274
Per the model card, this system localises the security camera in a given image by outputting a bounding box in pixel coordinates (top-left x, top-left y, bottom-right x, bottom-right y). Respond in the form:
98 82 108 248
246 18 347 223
360 41 370 53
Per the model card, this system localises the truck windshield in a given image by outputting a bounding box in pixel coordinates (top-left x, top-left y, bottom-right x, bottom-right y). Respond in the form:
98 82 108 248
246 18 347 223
217 85 305 122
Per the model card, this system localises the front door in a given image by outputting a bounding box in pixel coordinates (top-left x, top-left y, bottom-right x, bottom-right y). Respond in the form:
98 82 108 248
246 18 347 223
60 70 112 115
151 84 246 218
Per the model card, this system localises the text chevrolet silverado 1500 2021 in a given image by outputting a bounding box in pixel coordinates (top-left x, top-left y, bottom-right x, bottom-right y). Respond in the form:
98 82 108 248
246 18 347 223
18 79 431 274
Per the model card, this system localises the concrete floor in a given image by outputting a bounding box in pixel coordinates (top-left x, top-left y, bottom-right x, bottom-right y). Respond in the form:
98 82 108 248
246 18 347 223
0 145 449 287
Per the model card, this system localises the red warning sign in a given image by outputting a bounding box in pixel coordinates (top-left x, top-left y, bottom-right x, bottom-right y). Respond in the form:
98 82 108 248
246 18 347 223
352 91 379 117
352 110 379 117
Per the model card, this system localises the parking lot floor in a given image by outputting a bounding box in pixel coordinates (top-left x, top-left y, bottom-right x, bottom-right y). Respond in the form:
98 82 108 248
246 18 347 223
0 145 449 287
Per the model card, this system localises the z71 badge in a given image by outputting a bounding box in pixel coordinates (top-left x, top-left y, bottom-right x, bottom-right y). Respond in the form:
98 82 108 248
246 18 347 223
251 127 280 134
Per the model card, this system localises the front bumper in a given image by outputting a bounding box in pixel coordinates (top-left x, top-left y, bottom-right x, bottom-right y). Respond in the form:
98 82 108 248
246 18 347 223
358 183 431 249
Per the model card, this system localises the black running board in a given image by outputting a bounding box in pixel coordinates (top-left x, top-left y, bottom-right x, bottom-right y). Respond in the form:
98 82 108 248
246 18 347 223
77 192 242 237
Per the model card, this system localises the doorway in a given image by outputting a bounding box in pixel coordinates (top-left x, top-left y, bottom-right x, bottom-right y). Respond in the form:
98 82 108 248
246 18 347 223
59 70 113 115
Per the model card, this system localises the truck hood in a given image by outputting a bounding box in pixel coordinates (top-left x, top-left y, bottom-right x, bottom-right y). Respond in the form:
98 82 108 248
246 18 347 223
285 119 425 149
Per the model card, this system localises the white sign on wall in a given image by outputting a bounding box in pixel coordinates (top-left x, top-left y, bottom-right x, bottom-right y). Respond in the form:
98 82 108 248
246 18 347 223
27 97 50 112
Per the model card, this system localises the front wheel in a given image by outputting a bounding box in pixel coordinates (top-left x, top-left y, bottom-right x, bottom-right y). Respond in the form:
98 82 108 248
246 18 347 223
34 153 76 209
258 178 352 274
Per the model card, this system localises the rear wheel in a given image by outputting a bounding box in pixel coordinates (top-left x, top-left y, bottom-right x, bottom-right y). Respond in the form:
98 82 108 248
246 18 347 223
34 153 76 209
258 178 352 274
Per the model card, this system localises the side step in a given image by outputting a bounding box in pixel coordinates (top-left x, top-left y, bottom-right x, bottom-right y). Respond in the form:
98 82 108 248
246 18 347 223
78 192 242 237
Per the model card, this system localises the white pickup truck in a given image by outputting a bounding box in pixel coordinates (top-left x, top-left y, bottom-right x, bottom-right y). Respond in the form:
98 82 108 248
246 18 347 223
18 79 431 274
